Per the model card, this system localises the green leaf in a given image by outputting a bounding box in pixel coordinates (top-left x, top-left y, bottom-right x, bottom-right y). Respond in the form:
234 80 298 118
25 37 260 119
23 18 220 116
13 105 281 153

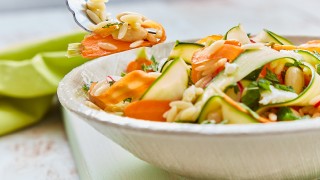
277 107 300 121
121 72 126 77
123 98 132 103
103 22 123 28
241 82 260 110
257 78 271 91
265 69 279 83
274 84 295 92
200 120 216 124
82 83 90 92
141 56 159 72
285 60 303 69
243 67 262 81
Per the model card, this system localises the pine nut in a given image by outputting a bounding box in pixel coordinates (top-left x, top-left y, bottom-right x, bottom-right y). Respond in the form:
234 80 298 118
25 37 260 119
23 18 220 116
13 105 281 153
98 42 118 50
86 9 102 24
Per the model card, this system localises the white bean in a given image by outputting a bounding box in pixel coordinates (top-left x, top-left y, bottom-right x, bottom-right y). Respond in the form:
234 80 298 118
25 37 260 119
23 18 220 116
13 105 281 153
285 66 304 94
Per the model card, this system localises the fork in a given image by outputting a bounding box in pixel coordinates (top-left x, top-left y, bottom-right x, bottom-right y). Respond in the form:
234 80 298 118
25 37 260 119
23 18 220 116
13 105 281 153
66 0 94 32
66 0 157 34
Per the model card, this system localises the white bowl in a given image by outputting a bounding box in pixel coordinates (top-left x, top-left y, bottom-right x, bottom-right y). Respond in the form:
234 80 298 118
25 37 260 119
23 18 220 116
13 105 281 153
58 37 320 180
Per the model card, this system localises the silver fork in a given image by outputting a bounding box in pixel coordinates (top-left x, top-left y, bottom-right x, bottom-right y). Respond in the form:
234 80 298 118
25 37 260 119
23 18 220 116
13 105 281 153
66 0 94 32
66 0 157 34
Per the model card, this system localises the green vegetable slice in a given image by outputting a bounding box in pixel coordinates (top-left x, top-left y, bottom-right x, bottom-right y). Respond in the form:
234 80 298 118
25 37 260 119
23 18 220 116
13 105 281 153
141 58 189 100
198 95 259 124
223 24 251 44
252 29 293 45
168 41 204 64
295 49 320 67
257 61 320 111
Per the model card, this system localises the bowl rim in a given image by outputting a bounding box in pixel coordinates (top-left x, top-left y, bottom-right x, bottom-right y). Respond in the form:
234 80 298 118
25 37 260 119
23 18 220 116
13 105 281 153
58 36 320 137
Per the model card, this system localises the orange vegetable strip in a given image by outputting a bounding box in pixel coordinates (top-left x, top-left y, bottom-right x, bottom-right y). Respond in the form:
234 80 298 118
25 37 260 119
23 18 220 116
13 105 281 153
196 34 223 44
126 59 152 73
126 48 152 73
191 41 243 83
89 70 157 109
124 100 171 122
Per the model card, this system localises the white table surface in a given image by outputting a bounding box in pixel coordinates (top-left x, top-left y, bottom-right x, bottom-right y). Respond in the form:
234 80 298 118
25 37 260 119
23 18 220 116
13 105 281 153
1 0 320 179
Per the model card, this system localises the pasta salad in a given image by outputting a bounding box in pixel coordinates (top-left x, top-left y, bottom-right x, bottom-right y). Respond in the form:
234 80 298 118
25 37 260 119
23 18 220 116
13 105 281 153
82 24 320 124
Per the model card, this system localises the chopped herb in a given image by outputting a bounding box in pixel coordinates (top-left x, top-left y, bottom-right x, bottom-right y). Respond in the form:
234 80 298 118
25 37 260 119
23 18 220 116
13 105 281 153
316 64 320 75
108 81 115 86
257 78 271 91
277 107 300 121
265 69 279 83
82 84 90 92
106 76 116 86
200 120 216 124
142 55 159 72
274 84 295 92
243 67 262 81
103 22 123 28
241 81 261 110
285 60 303 69
121 72 127 77
123 98 132 103
247 33 251 38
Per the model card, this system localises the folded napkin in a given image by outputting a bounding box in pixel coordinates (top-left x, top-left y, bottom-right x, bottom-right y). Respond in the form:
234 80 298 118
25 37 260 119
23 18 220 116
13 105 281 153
0 32 88 135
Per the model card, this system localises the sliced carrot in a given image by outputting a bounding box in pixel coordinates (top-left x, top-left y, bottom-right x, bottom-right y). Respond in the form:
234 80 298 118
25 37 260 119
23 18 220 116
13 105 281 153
124 100 171 122
196 34 223 44
191 41 243 83
89 70 157 109
81 34 153 58
80 19 166 59
126 59 152 73
126 48 152 73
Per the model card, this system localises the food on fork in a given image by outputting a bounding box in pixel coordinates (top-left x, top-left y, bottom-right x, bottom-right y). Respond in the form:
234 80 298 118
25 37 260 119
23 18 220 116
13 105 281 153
67 0 166 58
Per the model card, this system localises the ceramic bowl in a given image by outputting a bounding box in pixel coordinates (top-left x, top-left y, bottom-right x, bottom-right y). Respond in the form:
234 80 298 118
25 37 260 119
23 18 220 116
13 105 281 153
57 37 320 180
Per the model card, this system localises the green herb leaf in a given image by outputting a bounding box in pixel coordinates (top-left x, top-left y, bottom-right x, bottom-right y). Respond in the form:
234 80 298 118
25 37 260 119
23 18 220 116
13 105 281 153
141 56 159 72
241 82 260 110
121 72 126 77
265 69 279 84
257 78 271 91
200 120 216 124
123 98 132 103
285 60 303 69
274 84 295 92
103 22 123 28
243 67 262 81
277 107 300 121
82 84 90 92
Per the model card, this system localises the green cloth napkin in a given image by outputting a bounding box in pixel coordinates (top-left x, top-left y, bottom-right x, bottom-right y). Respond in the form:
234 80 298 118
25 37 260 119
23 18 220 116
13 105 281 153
0 32 88 135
